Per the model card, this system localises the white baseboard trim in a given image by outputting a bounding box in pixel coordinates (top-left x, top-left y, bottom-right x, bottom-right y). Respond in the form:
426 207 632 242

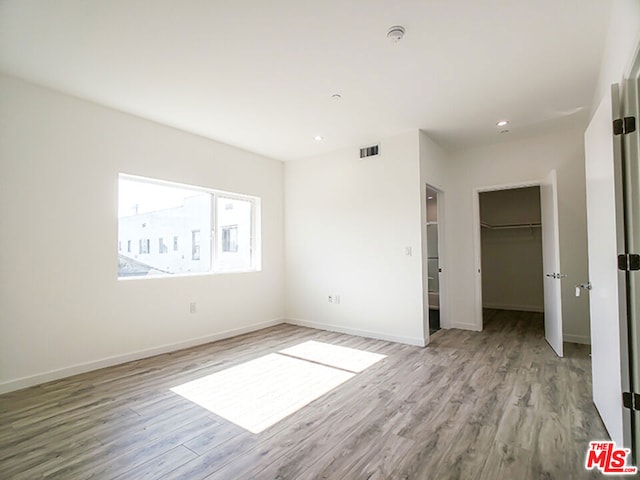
284 318 426 347
564 333 591 345
0 318 285 395
483 303 544 313
450 322 482 332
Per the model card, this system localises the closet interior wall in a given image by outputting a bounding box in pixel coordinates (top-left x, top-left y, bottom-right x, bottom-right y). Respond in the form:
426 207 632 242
479 187 544 313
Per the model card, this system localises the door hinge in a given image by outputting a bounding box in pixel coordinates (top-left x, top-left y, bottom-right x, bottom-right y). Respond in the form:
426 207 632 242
623 392 640 410
618 253 640 271
613 116 637 135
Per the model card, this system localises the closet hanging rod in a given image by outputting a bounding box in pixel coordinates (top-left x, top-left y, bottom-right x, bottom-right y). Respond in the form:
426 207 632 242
480 221 541 230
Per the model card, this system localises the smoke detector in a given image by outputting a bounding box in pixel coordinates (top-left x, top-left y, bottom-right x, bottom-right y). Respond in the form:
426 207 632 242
387 26 405 43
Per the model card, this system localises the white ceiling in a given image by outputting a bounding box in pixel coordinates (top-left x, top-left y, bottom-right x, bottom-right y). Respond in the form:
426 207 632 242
0 0 611 161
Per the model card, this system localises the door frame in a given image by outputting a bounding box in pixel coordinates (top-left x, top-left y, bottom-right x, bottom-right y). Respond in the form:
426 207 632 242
471 179 545 331
422 183 448 339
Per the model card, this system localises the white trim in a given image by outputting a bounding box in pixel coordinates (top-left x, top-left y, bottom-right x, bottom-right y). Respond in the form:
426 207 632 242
450 321 482 332
211 192 218 271
284 318 426 347
436 187 448 330
482 303 544 313
564 333 591 345
472 189 484 331
0 318 284 395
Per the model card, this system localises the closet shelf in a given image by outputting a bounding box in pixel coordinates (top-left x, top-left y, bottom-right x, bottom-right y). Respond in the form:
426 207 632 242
480 221 541 230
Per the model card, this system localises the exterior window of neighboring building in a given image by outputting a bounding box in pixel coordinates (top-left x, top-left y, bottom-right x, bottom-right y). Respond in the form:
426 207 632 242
139 239 150 254
192 230 201 260
216 197 254 271
117 174 260 278
222 225 238 252
159 237 168 254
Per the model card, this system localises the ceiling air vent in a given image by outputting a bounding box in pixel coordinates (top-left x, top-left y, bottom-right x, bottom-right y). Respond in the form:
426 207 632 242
360 144 380 158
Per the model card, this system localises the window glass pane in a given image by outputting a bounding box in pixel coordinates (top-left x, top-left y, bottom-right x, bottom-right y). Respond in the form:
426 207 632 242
216 197 252 270
118 177 212 277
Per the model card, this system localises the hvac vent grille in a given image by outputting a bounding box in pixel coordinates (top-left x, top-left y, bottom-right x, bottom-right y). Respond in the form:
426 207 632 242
360 144 379 158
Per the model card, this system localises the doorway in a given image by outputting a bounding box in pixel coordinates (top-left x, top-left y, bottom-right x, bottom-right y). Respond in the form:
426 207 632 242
426 186 442 334
479 186 544 316
473 174 564 357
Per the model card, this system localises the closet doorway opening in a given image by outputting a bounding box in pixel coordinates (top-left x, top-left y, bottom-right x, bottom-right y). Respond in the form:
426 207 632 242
478 186 544 327
473 173 564 356
426 186 443 335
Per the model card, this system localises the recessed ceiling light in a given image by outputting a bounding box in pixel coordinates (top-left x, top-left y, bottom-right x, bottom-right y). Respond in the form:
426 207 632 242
314 135 324 142
331 94 342 101
496 120 508 127
387 26 405 43
428 196 434 200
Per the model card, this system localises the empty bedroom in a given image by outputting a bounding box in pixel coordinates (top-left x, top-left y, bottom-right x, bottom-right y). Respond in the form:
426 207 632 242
2 0 640 479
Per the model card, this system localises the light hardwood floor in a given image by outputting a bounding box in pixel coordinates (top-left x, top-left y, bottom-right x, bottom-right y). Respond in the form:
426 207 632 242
0 310 610 479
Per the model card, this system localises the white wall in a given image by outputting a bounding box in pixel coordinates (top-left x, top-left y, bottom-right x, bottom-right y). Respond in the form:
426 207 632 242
592 0 640 111
0 74 285 393
479 188 544 312
284 131 427 346
446 127 591 343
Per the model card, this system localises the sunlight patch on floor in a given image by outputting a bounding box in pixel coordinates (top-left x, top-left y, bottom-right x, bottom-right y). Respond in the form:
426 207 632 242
279 340 386 372
170 341 386 434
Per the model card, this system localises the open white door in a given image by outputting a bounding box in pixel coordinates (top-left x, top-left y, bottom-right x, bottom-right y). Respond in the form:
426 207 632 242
540 169 563 357
584 84 629 447
623 59 640 462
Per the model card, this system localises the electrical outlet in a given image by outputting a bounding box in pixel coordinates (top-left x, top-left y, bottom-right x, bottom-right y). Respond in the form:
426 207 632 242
189 302 196 314
328 295 334 303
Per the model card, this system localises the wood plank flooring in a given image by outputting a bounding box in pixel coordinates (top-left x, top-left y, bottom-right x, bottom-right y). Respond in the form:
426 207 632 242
0 310 610 479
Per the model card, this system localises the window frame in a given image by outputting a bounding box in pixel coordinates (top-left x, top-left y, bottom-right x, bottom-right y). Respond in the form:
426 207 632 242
118 173 261 280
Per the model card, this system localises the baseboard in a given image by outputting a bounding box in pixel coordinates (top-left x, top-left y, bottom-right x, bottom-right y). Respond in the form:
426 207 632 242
564 333 591 345
284 318 426 347
450 322 482 332
0 318 285 395
482 303 544 313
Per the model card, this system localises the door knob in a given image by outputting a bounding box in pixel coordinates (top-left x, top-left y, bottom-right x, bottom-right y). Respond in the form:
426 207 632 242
546 273 557 278
575 282 592 297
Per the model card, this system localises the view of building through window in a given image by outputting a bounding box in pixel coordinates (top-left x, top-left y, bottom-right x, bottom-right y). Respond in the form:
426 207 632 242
118 175 258 278
217 198 252 270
